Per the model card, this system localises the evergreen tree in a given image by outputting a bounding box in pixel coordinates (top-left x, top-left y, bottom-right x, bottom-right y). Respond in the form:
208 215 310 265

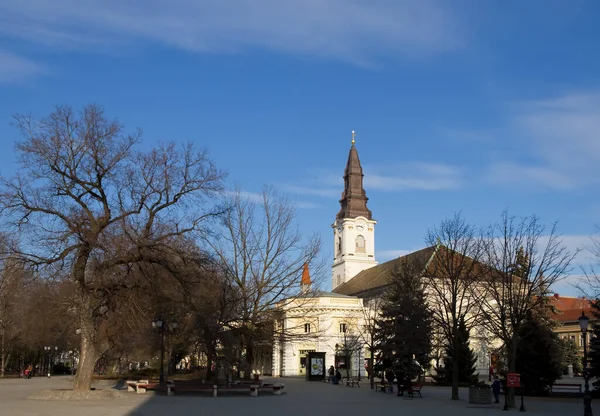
560 338 582 375
375 259 433 382
516 313 562 395
587 300 600 390
434 317 477 385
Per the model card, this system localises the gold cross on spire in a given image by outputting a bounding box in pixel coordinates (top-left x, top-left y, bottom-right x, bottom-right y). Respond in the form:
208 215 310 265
351 130 356 146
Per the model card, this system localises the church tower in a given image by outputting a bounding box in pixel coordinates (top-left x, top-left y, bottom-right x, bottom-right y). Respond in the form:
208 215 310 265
332 131 377 290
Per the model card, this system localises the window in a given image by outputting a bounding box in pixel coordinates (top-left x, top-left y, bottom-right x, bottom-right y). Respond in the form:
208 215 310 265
355 235 365 253
340 323 347 333
304 323 311 333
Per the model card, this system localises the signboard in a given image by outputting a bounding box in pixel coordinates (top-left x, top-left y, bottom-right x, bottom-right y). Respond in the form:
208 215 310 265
506 373 521 388
306 352 326 381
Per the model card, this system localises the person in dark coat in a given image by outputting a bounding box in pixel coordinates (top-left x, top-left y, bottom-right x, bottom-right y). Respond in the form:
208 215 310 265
492 376 502 403
385 369 395 393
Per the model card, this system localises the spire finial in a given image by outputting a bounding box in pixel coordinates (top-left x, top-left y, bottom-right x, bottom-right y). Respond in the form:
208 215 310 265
351 130 356 146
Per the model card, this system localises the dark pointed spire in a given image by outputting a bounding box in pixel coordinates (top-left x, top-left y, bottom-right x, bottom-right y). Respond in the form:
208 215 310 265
336 131 373 220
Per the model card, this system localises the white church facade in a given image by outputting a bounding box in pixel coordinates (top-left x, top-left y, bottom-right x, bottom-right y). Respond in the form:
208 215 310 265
272 135 495 379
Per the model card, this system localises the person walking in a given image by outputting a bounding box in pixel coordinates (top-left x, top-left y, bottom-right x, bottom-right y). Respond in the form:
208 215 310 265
328 365 335 383
492 376 502 403
334 368 342 385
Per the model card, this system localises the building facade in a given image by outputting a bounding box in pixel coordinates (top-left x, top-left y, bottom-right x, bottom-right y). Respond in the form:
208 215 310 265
273 134 496 379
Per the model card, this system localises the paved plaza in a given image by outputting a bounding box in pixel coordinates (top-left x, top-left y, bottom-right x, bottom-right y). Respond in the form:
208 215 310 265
0 376 583 416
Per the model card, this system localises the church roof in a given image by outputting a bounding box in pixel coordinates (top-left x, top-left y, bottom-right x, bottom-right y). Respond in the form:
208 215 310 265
297 290 357 299
336 139 372 220
333 246 437 296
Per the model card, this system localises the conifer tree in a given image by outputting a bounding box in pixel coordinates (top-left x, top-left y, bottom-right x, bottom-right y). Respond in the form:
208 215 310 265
516 313 562 395
560 338 582 375
375 259 433 382
434 317 477 384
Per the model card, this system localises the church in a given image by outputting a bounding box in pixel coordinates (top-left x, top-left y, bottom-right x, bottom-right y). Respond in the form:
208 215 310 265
271 135 493 379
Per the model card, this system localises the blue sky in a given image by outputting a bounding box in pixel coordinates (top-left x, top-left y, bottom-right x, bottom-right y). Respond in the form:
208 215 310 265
1 0 599 295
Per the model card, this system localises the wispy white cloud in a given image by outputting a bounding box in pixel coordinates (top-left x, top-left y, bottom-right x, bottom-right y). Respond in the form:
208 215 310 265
282 184 340 198
285 161 463 198
365 162 463 191
486 90 600 190
0 50 46 83
485 163 574 190
225 189 322 210
0 0 462 67
295 201 324 210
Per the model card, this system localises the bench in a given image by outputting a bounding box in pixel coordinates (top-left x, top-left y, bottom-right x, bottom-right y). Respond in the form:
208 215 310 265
376 383 390 393
405 384 423 398
550 384 582 394
346 379 360 388
166 382 284 397
126 380 161 394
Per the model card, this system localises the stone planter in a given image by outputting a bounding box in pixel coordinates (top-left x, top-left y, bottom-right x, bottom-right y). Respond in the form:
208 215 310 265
468 386 492 404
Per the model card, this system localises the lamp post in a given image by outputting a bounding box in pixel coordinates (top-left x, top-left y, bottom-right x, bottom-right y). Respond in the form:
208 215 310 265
44 346 51 377
152 318 178 384
579 311 593 416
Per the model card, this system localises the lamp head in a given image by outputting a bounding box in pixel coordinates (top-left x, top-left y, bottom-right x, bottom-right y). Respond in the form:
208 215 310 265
579 311 590 333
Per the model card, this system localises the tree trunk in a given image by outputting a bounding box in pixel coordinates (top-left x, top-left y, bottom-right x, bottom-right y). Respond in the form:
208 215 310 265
244 337 254 379
369 346 375 389
1 327 5 378
506 339 517 408
451 349 460 400
73 331 98 391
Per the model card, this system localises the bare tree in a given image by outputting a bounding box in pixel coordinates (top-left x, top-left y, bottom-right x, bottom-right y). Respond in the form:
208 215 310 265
0 104 225 390
357 297 381 388
479 211 575 407
203 187 322 377
0 252 31 377
578 226 600 297
424 213 485 400
337 323 363 381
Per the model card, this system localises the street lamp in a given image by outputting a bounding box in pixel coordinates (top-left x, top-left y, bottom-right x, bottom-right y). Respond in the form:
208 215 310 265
579 311 593 416
44 346 51 377
152 318 178 384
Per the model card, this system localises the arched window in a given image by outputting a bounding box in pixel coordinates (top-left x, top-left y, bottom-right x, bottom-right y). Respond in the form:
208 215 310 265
355 235 365 253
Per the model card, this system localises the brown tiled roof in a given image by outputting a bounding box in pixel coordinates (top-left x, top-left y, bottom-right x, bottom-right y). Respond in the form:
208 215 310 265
548 295 594 323
554 307 593 323
550 295 590 311
333 246 437 296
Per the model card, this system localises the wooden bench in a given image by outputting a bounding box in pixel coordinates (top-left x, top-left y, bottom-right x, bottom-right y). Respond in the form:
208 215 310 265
346 379 360 387
166 382 284 397
405 384 423 398
376 383 390 392
550 384 582 394
126 380 161 394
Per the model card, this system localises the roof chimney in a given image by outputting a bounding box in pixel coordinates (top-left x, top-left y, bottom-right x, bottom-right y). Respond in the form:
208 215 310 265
553 293 560 299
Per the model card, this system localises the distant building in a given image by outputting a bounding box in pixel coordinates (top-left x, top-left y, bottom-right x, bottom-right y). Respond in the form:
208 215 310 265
551 293 593 352
272 263 365 377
